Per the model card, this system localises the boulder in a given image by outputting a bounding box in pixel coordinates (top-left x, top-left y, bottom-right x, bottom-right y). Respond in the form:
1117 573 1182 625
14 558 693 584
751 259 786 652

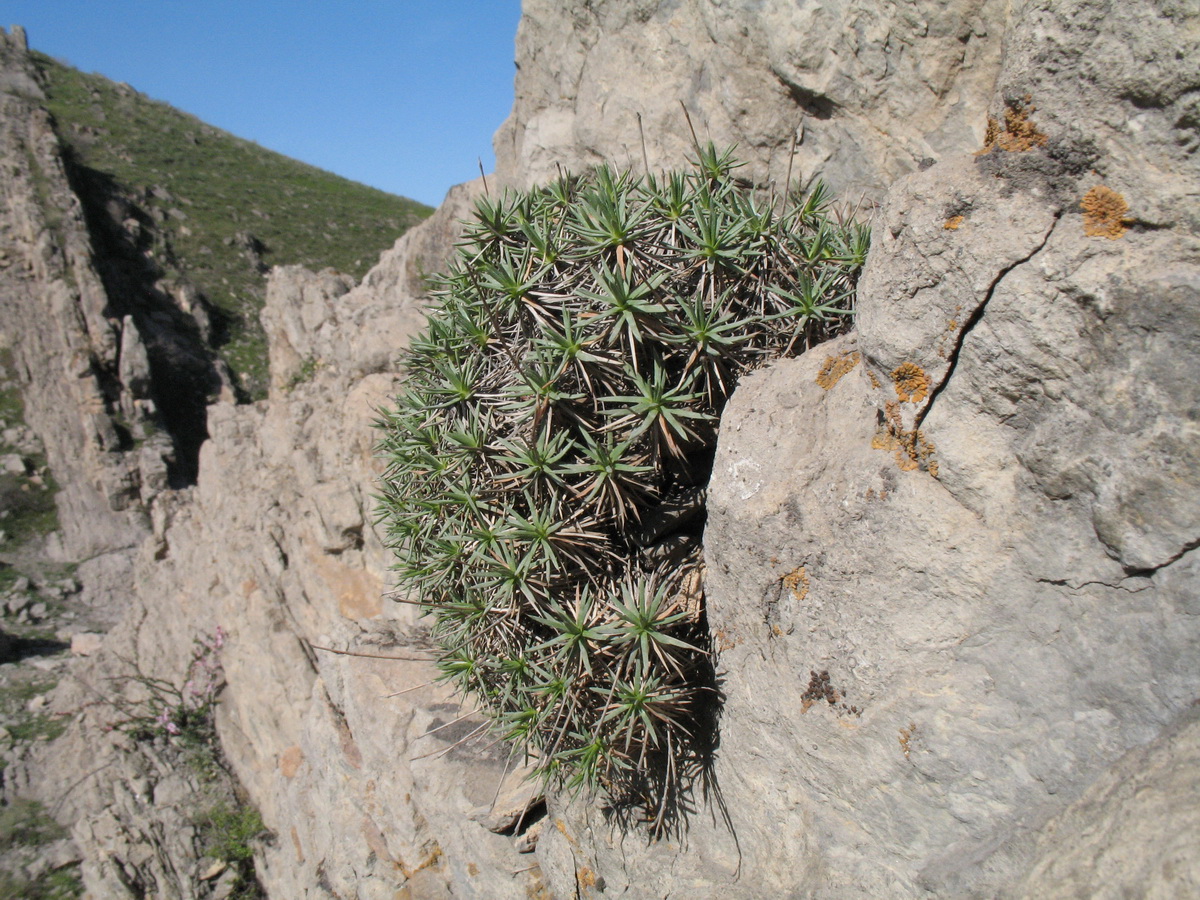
536 0 1200 895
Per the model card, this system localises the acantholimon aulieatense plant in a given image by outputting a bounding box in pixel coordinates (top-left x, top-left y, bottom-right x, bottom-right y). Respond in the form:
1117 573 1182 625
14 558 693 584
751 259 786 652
376 145 867 828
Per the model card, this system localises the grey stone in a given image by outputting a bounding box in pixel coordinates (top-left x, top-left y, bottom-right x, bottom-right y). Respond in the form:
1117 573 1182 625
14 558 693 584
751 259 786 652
3 2 1198 898
534 0 1200 895
0 31 152 559
496 0 1008 204
514 820 541 854
468 766 543 834
1015 708 1200 899
70 633 102 657
117 315 151 397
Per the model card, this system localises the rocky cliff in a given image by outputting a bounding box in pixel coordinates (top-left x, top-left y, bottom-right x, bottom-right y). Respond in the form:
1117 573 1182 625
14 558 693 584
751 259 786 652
529 4 1200 896
496 0 1008 202
1 1 1197 898
0 26 186 565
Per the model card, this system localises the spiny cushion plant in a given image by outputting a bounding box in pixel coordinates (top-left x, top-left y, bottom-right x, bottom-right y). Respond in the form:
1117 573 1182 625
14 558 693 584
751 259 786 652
376 145 867 825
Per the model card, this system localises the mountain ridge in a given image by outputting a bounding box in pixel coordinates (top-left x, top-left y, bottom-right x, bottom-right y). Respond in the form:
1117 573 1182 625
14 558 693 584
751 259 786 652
31 48 432 400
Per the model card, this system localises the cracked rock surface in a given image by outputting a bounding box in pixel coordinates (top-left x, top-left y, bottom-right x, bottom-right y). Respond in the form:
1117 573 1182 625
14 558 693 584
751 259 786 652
2 0 1198 897
536 0 1200 896
496 0 1009 201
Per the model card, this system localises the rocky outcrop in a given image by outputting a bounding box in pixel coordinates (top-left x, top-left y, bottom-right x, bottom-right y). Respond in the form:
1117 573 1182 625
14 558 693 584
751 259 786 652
12 173 557 898
4 0 1198 898
261 179 483 393
534 0 1200 896
0 29 165 560
496 0 1008 200
0 22 243 575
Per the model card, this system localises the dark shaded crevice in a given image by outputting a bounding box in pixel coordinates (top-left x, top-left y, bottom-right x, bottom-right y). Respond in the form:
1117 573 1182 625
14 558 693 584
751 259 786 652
1035 577 1153 595
1118 85 1199 112
600 642 726 840
1122 538 1200 580
496 798 547 837
779 77 837 120
58 147 220 487
914 212 1062 433
0 634 70 664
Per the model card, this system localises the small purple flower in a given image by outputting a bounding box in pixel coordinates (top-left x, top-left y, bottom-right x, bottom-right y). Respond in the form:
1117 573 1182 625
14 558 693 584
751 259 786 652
155 708 180 736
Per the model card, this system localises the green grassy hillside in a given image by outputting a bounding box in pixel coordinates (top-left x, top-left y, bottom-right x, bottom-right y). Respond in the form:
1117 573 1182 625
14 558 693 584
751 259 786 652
30 52 433 399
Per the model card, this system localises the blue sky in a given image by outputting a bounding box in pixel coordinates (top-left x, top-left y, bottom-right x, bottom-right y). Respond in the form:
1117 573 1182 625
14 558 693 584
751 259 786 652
4 2 523 207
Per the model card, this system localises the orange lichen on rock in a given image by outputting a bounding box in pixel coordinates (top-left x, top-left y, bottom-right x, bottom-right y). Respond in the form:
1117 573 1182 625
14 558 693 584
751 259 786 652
577 866 599 890
937 305 964 358
873 400 938 474
554 819 581 850
783 566 810 603
399 843 443 879
816 349 861 390
1081 185 1130 239
891 362 931 403
899 722 918 758
978 96 1048 154
944 215 965 230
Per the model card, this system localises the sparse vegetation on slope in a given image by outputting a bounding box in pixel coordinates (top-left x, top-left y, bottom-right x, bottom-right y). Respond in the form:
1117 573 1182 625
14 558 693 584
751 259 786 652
0 350 58 549
30 52 432 398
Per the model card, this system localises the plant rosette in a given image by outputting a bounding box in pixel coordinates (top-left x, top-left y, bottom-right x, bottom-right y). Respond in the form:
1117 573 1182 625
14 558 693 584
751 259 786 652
377 146 866 826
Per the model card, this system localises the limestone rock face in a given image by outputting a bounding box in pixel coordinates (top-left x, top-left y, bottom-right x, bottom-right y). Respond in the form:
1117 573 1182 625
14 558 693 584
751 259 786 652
495 0 1008 200
16 175 552 899
261 179 484 392
4 0 1198 897
1015 707 1200 899
536 1 1200 896
0 29 161 559
2 23 540 890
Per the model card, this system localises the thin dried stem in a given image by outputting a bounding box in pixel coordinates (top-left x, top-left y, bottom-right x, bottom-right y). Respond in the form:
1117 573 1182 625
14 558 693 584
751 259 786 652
309 643 436 662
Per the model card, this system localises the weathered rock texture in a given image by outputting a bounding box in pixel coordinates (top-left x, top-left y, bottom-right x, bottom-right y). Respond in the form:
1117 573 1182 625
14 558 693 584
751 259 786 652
12 176 556 899
0 30 173 562
3 23 547 896
496 0 1008 200
533 0 1200 896
3 0 1198 897
1016 706 1200 899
